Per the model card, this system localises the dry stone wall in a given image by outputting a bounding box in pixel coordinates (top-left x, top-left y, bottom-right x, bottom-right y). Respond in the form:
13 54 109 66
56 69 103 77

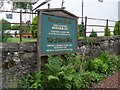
1 36 120 88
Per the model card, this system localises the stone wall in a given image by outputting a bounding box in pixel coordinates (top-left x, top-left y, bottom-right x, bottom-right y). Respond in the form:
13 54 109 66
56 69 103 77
1 36 120 88
78 36 120 59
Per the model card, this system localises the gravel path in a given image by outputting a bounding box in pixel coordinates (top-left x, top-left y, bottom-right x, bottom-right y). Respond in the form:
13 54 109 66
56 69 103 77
92 70 120 89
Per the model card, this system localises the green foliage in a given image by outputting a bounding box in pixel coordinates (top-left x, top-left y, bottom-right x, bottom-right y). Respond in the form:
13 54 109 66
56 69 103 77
11 24 30 34
6 38 37 42
89 29 97 37
18 71 42 89
11 24 20 30
78 22 85 37
87 38 95 45
13 2 32 10
43 54 93 89
88 52 119 75
113 21 120 35
104 27 111 36
31 16 38 38
0 19 11 30
0 19 11 42
98 52 119 74
18 53 120 89
88 58 108 74
90 71 104 83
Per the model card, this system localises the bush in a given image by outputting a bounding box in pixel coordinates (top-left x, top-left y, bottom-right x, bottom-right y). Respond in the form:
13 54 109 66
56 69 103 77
0 19 11 42
98 52 119 74
89 29 97 37
31 16 38 38
78 22 85 37
18 54 92 89
87 52 119 75
18 53 120 89
104 27 111 36
113 21 120 35
42 54 91 89
18 71 42 89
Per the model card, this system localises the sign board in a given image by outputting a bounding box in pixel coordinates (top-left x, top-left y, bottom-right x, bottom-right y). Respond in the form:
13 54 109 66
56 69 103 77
40 13 77 55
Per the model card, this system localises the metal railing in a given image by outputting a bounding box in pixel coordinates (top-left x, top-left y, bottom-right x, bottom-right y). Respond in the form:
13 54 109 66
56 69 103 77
79 16 119 38
0 10 120 43
0 10 37 43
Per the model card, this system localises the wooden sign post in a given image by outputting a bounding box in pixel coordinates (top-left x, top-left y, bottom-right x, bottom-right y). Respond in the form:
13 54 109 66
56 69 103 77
37 8 79 70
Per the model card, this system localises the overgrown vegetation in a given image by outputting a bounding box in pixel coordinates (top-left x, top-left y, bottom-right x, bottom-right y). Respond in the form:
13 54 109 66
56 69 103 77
17 52 120 89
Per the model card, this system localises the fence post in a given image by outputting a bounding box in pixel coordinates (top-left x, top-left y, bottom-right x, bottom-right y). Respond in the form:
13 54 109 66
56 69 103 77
106 19 108 36
84 16 87 38
20 10 22 43
118 21 120 35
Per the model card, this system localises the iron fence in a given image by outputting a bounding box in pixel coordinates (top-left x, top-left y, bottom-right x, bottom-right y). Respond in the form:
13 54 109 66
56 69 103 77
0 10 120 43
79 16 119 38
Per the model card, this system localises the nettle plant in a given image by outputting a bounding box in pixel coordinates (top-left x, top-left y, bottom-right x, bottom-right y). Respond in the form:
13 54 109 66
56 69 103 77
18 52 120 89
42 54 92 89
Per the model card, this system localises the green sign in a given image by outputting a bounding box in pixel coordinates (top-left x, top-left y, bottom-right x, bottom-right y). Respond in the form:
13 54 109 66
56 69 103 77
41 13 77 55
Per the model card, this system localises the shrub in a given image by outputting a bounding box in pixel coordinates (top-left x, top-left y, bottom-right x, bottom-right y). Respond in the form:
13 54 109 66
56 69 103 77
18 71 42 89
104 27 111 36
113 21 120 35
88 58 108 74
42 54 91 89
18 54 92 89
88 52 119 75
78 22 85 37
0 19 11 42
31 16 38 38
98 52 119 74
18 53 120 89
89 29 97 37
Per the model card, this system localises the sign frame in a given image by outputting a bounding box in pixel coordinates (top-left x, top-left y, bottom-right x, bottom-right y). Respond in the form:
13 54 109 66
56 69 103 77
37 9 78 70
38 12 78 56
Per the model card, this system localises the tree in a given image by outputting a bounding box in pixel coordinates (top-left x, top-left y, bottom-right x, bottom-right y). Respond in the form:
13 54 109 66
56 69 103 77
31 16 38 38
113 21 120 35
89 29 97 37
104 27 111 36
0 19 11 42
13 2 32 11
0 19 11 30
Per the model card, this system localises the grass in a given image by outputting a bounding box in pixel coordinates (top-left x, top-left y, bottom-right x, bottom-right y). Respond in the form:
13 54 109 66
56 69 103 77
6 38 37 43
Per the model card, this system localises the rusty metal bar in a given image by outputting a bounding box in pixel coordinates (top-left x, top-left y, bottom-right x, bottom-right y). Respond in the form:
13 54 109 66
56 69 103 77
79 17 116 22
1 10 37 14
87 25 105 27
87 25 114 27
87 17 116 22
0 22 38 26
118 21 120 35
86 31 114 33
84 16 87 38
106 19 108 36
20 10 22 43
